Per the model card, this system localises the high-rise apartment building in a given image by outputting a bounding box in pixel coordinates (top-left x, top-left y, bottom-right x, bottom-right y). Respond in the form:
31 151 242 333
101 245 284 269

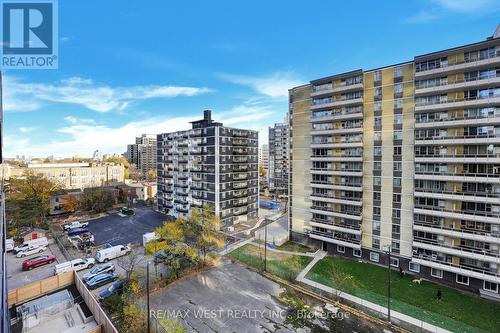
269 122 290 196
289 27 500 296
259 144 269 191
125 134 157 174
157 110 259 228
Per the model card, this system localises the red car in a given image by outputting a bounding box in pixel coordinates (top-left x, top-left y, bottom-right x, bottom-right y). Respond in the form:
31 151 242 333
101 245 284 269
22 255 56 271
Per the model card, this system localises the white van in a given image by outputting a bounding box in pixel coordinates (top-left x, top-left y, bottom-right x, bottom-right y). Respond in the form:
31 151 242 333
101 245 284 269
95 245 131 263
54 258 96 275
6 239 14 252
14 237 49 254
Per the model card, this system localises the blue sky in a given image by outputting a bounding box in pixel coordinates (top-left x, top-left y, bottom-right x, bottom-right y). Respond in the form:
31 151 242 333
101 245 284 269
4 0 500 157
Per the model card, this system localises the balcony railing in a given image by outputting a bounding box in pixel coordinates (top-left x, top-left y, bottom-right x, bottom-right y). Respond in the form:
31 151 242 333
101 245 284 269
311 218 360 230
414 221 500 238
311 180 362 187
416 95 500 107
414 204 500 218
412 253 500 278
310 230 361 244
413 237 500 258
311 205 362 216
415 187 500 198
416 133 500 141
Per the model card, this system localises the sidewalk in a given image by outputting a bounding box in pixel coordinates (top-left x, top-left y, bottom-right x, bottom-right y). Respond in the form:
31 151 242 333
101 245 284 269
295 254 453 333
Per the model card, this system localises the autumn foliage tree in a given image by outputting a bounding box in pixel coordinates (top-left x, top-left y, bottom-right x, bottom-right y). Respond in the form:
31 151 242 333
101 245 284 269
6 171 63 230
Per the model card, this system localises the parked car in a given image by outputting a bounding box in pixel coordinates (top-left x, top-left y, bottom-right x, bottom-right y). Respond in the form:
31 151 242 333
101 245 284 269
98 278 128 300
54 258 95 275
14 237 49 254
16 245 47 258
62 221 89 231
6 238 14 252
86 272 118 290
154 249 176 264
22 255 56 271
82 263 115 281
120 207 134 216
95 245 131 263
67 228 90 237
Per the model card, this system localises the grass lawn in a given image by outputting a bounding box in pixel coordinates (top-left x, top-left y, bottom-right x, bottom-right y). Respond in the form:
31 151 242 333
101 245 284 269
306 256 500 333
230 244 312 281
276 241 314 253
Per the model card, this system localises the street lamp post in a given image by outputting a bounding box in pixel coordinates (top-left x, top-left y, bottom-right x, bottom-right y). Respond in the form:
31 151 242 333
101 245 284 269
264 219 268 272
146 260 151 333
383 245 392 323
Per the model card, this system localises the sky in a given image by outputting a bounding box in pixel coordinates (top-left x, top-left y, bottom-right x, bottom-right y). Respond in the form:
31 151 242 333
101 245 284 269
3 0 500 158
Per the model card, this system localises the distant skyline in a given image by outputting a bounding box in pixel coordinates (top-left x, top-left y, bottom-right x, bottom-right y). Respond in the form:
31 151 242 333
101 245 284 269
3 0 500 157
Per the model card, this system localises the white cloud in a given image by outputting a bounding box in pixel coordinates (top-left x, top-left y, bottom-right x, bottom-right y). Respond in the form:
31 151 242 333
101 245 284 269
2 76 212 113
218 72 302 98
4 105 277 158
64 116 96 125
405 0 500 23
19 127 36 133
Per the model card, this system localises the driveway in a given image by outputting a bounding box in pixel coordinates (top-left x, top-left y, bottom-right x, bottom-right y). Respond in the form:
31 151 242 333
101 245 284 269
150 260 386 333
6 243 65 290
86 207 169 246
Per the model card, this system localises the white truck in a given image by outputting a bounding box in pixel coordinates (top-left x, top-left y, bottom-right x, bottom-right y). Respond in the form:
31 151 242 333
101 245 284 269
14 237 49 254
54 258 96 275
62 221 89 231
95 245 131 263
6 239 14 252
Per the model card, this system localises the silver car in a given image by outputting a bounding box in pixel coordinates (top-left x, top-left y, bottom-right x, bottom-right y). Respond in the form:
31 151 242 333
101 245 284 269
82 262 115 281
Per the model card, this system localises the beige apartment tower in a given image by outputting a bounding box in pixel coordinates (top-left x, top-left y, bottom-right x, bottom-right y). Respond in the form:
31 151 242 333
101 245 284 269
289 27 500 297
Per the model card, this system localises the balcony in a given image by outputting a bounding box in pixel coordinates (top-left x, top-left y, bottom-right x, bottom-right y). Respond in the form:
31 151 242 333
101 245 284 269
232 156 248 163
415 154 500 164
415 114 500 129
414 189 500 204
309 230 361 249
232 198 248 207
414 206 500 224
415 96 500 112
411 256 500 284
311 206 362 221
232 189 248 198
311 126 363 136
412 238 500 264
415 172 500 184
310 218 361 236
416 75 500 96
310 195 362 206
311 82 364 97
311 109 363 123
415 54 500 79
413 223 500 244
311 180 363 191
311 141 363 149
233 207 248 216
311 168 363 177
310 97 364 110
233 139 248 146
233 181 248 189
233 130 249 137
233 148 249 155
415 133 500 146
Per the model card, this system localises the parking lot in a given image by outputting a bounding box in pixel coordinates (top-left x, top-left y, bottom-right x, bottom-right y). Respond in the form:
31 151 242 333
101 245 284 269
6 243 65 290
86 207 168 246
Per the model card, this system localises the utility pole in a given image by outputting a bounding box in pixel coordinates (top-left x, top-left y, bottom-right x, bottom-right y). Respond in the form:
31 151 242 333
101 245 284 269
386 246 392 323
146 261 151 333
264 219 268 272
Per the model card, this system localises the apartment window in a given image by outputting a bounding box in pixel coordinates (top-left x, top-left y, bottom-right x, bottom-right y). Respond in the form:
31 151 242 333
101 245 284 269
337 245 345 253
374 147 382 156
394 114 403 124
392 224 400 234
374 70 382 81
393 194 401 203
372 236 380 248
374 131 382 141
374 116 382 126
353 249 362 258
374 161 382 170
393 177 401 187
394 146 402 156
456 274 469 285
409 262 420 273
431 268 443 279
374 88 382 98
394 98 403 109
374 176 381 186
390 258 399 267
394 83 403 94
392 209 401 218
374 100 382 111
484 281 499 293
393 162 402 171
393 130 402 140
394 66 403 78
370 252 380 262
374 192 381 201
373 220 381 232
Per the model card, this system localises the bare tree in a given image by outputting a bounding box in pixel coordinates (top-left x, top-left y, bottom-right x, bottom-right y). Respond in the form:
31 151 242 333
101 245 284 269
328 264 354 301
116 248 144 280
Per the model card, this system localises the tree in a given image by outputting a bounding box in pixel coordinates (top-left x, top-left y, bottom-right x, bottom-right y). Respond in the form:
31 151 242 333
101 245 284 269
6 171 63 229
160 318 186 333
155 218 185 247
259 164 267 178
61 194 80 213
328 264 354 301
104 156 130 179
80 189 114 213
147 169 157 181
121 303 147 333
188 205 224 264
116 248 144 280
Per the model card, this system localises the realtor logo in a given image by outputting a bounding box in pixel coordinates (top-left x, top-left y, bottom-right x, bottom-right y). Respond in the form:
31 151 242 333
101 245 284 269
1 0 58 69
